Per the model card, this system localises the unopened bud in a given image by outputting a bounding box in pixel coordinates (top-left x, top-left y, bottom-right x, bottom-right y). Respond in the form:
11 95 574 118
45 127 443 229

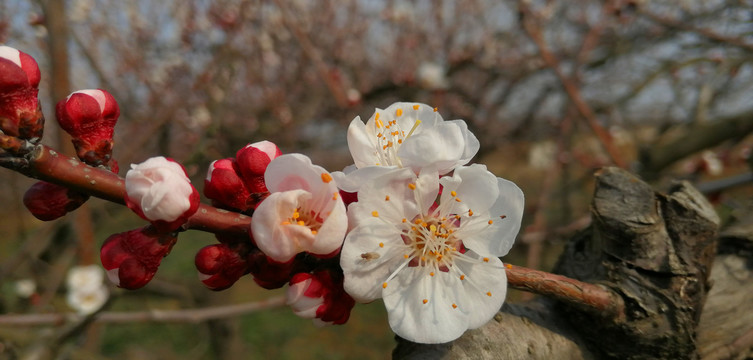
0 45 43 140
125 156 200 232
56 89 119 167
204 158 253 211
286 270 355 326
195 244 249 290
23 181 89 221
100 226 177 289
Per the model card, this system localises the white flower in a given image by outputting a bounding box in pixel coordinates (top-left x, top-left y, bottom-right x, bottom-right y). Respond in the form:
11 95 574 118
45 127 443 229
417 62 450 90
66 265 109 315
66 285 108 315
14 279 36 298
125 156 197 222
251 154 348 262
334 102 479 192
340 165 524 344
66 265 105 293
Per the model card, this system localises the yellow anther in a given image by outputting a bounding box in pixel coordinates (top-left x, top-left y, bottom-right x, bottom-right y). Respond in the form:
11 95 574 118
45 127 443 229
408 183 416 190
433 107 438 112
321 173 333 183
486 292 492 297
402 218 407 223
455 198 462 202
297 220 305 226
450 191 457 197
505 264 512 269
396 108 403 116
429 272 435 277
376 119 383 128
460 275 465 280
385 195 390 201
379 242 384 248
376 112 380 120
398 139 403 144
422 299 428 304
383 282 388 288
332 192 339 200
293 211 300 219
413 104 419 110
483 257 489 262
452 303 458 309
468 209 474 216
429 225 437 233
488 220 493 225
500 215 507 219
311 230 318 235
404 254 410 259
372 211 379 217
281 221 291 225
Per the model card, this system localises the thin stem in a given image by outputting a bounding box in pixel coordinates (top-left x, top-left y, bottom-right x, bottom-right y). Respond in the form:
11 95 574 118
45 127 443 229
0 296 286 326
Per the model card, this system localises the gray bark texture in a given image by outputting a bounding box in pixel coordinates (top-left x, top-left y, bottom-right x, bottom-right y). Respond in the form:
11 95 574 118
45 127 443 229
394 167 753 359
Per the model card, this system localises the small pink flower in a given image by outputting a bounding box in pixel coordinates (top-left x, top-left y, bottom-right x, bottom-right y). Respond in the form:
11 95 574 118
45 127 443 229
0 45 42 140
286 270 355 326
204 158 253 211
195 243 248 291
250 154 347 262
23 181 89 221
55 89 120 168
125 156 200 232
100 226 177 289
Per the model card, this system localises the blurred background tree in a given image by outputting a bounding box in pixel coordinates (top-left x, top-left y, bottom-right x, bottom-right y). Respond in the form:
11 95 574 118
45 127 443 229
1 0 751 358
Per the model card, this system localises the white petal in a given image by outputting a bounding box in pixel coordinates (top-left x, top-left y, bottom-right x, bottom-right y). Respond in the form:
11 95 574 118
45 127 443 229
439 164 499 216
460 177 524 257
449 119 480 168
251 190 312 262
454 253 507 329
383 268 468 344
415 167 440 213
308 197 347 255
0 45 21 67
346 116 379 169
398 122 466 175
347 167 419 226
340 220 406 303
264 154 337 214
331 165 395 193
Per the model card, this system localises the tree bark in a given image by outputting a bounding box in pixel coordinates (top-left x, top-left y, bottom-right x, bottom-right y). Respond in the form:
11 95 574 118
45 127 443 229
396 167 753 360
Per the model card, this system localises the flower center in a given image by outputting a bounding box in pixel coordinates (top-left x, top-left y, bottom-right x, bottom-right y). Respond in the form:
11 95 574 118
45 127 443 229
281 206 323 235
401 216 463 271
372 106 422 167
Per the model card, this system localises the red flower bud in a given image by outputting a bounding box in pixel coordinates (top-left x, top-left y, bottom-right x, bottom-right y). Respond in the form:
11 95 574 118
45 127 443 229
246 247 299 289
0 46 43 140
23 181 89 221
55 89 119 167
195 243 249 290
287 270 355 326
100 226 177 289
204 158 253 211
235 141 281 201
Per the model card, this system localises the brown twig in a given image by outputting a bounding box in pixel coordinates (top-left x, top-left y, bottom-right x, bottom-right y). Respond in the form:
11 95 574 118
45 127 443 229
3 144 252 236
505 264 625 320
639 8 753 53
0 296 286 326
519 3 627 169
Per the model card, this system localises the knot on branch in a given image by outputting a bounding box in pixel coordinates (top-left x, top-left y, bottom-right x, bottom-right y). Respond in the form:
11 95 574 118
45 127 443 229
556 167 719 359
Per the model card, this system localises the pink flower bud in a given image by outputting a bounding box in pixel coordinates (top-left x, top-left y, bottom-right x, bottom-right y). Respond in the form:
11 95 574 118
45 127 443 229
100 226 177 289
0 45 42 140
286 270 355 326
125 157 200 232
195 244 249 290
55 89 120 167
204 158 253 211
23 181 89 221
